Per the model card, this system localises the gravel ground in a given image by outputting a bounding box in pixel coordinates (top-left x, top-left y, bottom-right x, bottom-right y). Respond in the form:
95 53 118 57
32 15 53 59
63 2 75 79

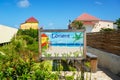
83 66 120 80
87 69 112 80
96 66 120 80
59 66 120 80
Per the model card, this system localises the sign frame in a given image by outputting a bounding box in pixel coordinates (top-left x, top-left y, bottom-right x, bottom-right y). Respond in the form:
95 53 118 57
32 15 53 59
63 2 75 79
39 29 86 60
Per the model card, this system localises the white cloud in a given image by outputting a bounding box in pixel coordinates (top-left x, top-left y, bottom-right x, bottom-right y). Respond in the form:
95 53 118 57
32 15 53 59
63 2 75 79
48 22 54 26
95 1 103 5
14 25 19 28
17 0 30 8
66 23 69 26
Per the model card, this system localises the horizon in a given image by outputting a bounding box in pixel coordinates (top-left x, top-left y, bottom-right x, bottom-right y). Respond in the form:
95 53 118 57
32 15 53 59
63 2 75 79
0 0 120 29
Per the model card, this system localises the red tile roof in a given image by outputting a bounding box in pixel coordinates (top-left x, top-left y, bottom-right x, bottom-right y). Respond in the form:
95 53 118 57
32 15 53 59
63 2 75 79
41 34 48 37
25 17 38 23
76 13 100 21
83 21 95 25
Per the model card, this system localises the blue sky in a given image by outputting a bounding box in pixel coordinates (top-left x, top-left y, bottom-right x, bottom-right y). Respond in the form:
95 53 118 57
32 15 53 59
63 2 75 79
0 0 120 29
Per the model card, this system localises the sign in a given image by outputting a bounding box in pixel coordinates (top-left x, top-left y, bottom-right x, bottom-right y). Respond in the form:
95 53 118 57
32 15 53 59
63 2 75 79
39 29 86 59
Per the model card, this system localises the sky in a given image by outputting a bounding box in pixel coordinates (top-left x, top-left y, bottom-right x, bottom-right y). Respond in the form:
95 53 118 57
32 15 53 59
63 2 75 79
0 0 120 29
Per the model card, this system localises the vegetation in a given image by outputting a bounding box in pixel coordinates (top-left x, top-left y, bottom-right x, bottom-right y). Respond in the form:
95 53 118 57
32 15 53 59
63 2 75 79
114 18 120 29
17 29 38 41
65 75 74 80
0 29 89 79
70 20 84 29
99 18 120 32
100 28 115 32
0 29 59 79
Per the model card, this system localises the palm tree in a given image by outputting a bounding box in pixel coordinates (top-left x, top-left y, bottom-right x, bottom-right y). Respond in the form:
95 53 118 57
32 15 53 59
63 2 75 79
73 33 83 55
114 18 120 29
73 33 83 42
70 20 84 29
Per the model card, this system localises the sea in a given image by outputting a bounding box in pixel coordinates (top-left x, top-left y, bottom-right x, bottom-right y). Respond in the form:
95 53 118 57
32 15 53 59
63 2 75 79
51 43 83 47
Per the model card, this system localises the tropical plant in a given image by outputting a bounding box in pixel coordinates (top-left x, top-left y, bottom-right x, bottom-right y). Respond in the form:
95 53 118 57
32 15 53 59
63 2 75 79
69 66 76 71
65 75 74 80
54 53 59 57
114 18 120 29
100 28 115 32
73 51 80 57
62 53 67 58
0 28 88 80
0 52 59 80
17 28 38 41
70 20 84 29
0 29 41 79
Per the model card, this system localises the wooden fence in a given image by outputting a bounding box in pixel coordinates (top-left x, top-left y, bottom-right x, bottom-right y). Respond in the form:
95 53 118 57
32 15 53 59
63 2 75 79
87 31 120 56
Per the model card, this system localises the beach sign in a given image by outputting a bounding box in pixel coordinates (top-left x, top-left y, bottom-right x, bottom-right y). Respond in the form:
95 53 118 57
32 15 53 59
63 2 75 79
39 29 86 59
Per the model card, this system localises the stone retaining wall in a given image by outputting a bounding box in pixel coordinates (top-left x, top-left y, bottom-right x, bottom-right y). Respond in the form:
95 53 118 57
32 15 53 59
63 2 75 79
87 46 120 74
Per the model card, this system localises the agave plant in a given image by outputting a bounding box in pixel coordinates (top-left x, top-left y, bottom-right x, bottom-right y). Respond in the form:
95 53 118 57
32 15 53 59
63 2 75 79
73 51 80 57
54 53 59 57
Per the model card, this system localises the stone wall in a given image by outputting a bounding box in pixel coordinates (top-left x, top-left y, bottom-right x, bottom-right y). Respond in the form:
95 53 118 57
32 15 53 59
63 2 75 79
87 46 120 74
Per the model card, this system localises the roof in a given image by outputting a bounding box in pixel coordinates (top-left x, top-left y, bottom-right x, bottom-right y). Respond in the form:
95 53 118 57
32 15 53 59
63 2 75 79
76 13 100 21
41 34 48 37
83 21 95 25
0 24 18 44
100 20 114 23
25 17 38 23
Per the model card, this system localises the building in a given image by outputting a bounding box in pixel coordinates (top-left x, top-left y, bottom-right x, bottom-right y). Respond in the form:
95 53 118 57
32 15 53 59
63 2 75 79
0 24 18 44
41 33 49 49
20 17 39 29
69 13 114 33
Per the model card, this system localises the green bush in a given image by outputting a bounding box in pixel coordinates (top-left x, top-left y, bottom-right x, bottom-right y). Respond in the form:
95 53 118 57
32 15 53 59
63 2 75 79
70 20 84 29
0 28 65 80
27 42 38 53
22 35 34 45
114 18 120 29
39 61 52 71
65 75 74 80
100 28 115 32
17 29 38 41
0 54 59 80
69 66 76 71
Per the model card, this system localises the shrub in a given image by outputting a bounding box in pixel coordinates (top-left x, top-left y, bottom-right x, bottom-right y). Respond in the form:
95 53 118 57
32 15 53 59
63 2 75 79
22 35 34 45
100 28 115 32
114 18 120 30
17 29 38 41
0 28 63 80
70 20 84 29
65 75 74 80
27 42 38 53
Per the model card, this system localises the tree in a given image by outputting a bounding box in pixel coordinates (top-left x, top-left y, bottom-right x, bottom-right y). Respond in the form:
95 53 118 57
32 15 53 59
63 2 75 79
70 20 84 29
114 18 120 29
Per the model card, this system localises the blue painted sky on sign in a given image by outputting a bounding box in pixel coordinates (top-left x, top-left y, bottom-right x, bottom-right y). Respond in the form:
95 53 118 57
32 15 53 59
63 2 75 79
44 32 84 44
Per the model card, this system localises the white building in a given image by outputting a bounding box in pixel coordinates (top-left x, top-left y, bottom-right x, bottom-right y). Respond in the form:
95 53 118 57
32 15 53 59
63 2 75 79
70 13 115 33
0 24 18 44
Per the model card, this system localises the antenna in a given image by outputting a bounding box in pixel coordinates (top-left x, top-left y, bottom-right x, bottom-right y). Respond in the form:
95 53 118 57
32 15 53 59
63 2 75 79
69 19 71 24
